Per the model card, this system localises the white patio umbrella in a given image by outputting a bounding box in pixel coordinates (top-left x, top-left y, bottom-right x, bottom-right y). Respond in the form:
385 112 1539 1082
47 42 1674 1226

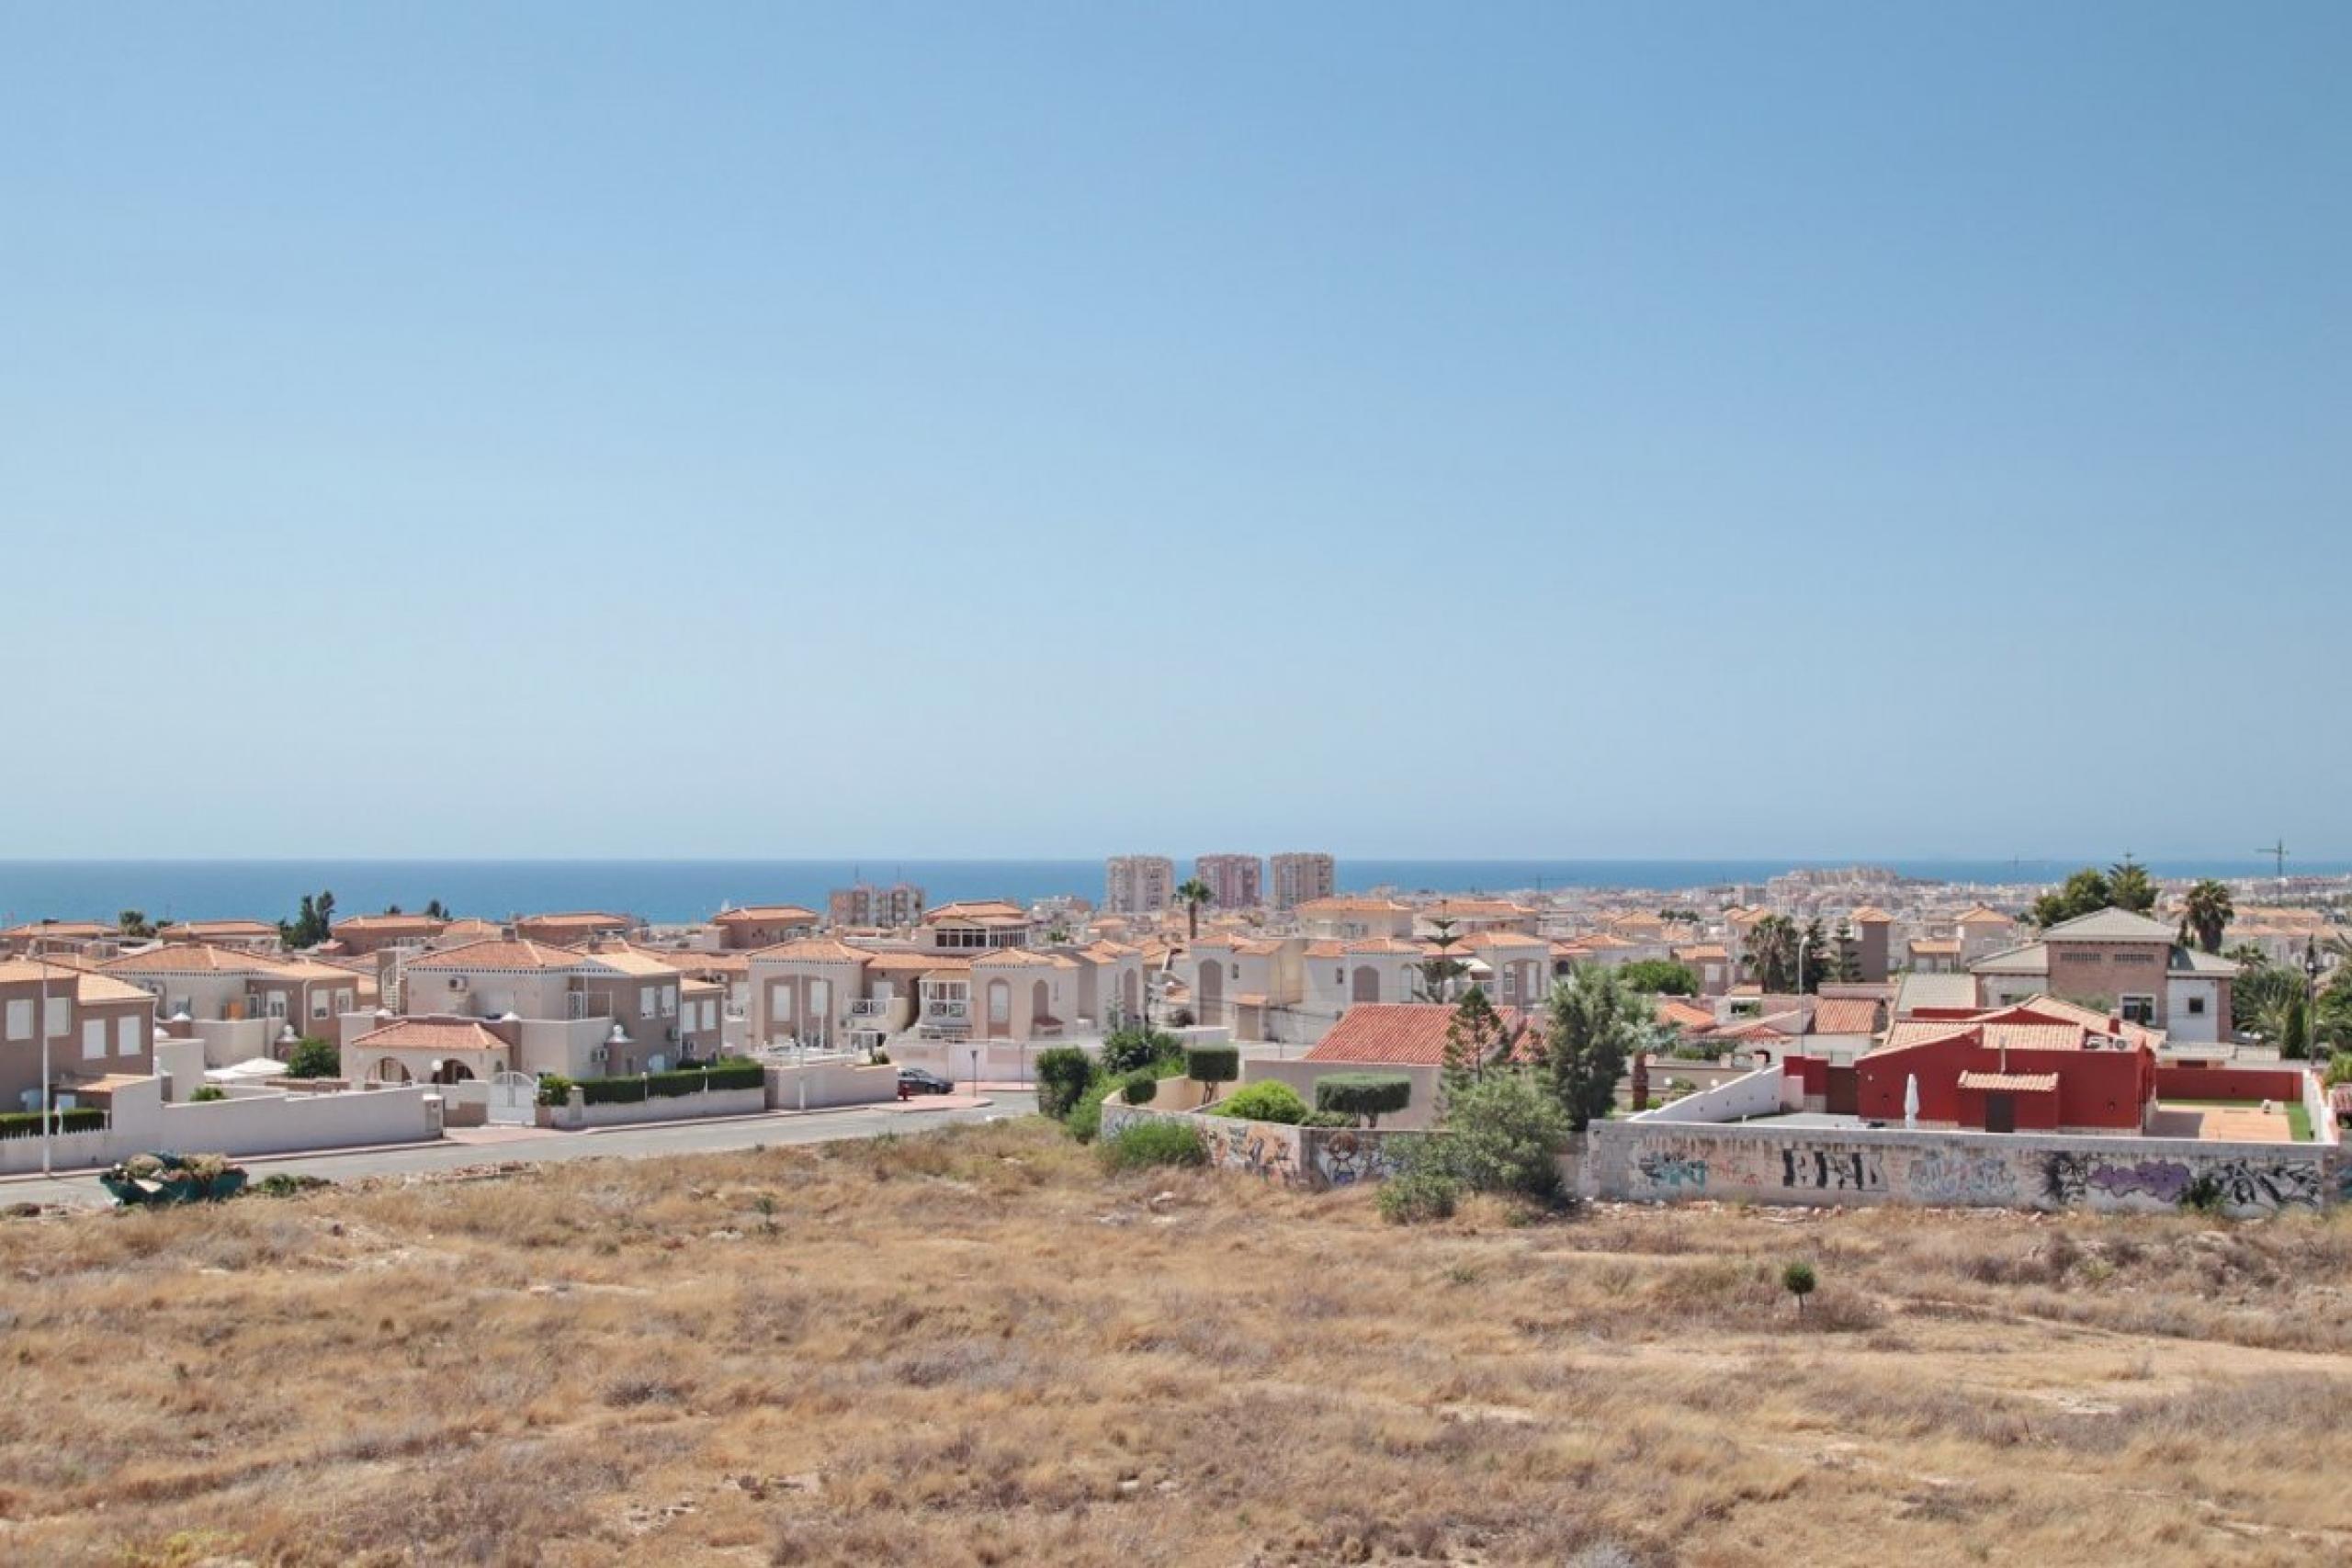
1904 1072 1920 1130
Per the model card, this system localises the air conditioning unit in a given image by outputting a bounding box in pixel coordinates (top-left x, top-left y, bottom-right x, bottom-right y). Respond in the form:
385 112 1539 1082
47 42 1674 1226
448 976 468 991
591 1045 609 1064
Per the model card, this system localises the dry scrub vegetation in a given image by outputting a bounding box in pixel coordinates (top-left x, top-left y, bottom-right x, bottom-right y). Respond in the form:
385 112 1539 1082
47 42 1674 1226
1 1119 2348 1567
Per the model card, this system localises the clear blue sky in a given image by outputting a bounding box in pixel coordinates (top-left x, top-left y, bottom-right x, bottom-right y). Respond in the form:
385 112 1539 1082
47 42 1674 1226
3 4 2345 860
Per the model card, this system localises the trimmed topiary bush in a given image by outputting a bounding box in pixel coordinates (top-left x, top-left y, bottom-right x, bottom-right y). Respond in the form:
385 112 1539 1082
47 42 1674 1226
1035 1046 1097 1121
1208 1079 1309 1124
1119 1071 1159 1106
1184 1043 1240 1102
1100 1120 1207 1171
188 1086 227 1103
535 1074 574 1108
1315 1072 1413 1128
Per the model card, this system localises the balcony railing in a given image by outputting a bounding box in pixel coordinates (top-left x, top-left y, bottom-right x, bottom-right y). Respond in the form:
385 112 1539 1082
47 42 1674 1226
923 1001 968 1021
849 998 888 1017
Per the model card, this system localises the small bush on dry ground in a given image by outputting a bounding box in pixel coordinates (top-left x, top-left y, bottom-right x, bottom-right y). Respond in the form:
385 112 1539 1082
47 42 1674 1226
0 1119 2346 1565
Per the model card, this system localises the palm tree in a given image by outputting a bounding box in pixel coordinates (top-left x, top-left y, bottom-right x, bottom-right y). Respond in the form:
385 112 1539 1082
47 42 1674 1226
1175 877 1213 942
117 909 154 938
2182 879 2233 953
1745 915 1799 993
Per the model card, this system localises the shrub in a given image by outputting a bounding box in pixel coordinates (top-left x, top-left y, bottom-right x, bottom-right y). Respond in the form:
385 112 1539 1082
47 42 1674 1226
1379 1142 1462 1224
0 1107 107 1141
1184 1043 1240 1102
1034 1046 1097 1121
1208 1079 1309 1124
1102 1026 1181 1077
250 1173 332 1199
188 1086 227 1103
282 1037 339 1079
535 1074 574 1109
1782 1260 1817 1315
1099 1121 1207 1171
1442 1070 1569 1200
578 1076 649 1105
1315 1072 1413 1128
2180 1173 2229 1215
2326 1052 2352 1088
1065 1076 1118 1143
1119 1072 1159 1106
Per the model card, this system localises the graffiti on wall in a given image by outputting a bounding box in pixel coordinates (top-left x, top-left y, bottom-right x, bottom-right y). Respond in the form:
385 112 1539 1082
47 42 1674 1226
2038 1151 2322 1214
1780 1143 1886 1194
1198 1116 1301 1184
1900 1147 2019 1205
1309 1128 1411 1187
1634 1150 1709 1193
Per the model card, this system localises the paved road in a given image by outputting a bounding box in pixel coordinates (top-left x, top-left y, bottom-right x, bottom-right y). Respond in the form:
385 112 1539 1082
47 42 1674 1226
0 1091 1037 1211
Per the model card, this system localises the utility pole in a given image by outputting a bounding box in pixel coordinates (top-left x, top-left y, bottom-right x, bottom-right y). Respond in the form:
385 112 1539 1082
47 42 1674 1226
35 954 54 1178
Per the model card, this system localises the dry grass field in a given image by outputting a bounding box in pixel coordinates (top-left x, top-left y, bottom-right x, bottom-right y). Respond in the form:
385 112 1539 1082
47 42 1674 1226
2 1119 2348 1568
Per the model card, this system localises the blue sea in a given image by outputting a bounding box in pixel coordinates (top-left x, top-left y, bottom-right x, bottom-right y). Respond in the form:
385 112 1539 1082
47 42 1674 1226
0 858 2339 929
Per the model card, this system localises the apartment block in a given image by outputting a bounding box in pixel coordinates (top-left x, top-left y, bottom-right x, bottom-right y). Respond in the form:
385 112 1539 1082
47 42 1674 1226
1104 855 1175 916
1269 852 1337 912
1193 854 1263 911
827 883 927 929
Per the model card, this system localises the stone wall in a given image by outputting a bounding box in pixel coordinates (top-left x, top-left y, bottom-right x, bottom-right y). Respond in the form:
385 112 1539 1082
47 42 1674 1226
1587 1119 2341 1219
1098 1102 1419 1190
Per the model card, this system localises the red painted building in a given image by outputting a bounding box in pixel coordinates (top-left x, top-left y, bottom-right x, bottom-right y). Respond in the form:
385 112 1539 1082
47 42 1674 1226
1852 998 2156 1133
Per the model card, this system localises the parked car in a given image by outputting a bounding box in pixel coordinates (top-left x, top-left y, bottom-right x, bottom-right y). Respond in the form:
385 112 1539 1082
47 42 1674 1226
896 1066 956 1096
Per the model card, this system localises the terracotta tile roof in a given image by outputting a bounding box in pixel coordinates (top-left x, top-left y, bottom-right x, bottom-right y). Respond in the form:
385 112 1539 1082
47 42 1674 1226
1303 1002 1543 1066
1460 931 1545 952
1 920 112 941
0 959 154 1003
332 914 447 934
101 942 286 976
571 942 689 977
1655 998 1715 1032
1296 897 1410 916
974 948 1078 970
404 939 599 973
861 949 956 972
515 911 632 932
1809 998 1884 1036
1956 904 2014 926
158 919 278 941
922 900 1029 926
436 919 505 941
752 938 875 964
1709 1012 1804 1041
1675 943 1728 961
349 1018 512 1054
1848 906 1894 923
1343 937 1424 956
1426 899 1536 919
1909 939 1962 956
713 905 820 925
1957 1070 2059 1094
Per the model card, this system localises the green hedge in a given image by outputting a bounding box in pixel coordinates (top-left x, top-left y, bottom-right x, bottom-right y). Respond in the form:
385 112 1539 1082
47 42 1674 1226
574 1058 765 1106
0 1107 107 1141
1315 1072 1414 1127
